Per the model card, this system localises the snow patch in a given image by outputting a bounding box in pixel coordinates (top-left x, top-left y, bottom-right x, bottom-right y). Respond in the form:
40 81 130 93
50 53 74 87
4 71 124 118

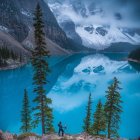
21 10 32 17
0 25 8 32
75 25 140 49
24 41 34 49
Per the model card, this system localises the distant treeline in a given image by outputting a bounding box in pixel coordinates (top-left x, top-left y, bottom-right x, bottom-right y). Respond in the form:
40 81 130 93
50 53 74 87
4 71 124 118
129 48 140 61
0 47 22 66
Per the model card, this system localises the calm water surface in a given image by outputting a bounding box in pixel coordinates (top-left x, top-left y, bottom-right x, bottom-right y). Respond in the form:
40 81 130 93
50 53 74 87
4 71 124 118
0 53 140 138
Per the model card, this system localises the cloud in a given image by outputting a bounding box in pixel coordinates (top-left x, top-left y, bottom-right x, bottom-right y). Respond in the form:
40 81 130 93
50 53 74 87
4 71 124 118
48 0 140 28
86 0 140 27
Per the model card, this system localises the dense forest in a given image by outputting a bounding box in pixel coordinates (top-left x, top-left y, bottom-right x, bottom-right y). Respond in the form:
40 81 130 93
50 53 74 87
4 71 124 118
0 47 22 67
128 48 140 61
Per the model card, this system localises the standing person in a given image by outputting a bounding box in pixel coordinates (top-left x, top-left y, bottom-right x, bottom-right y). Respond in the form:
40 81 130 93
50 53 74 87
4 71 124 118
58 122 64 136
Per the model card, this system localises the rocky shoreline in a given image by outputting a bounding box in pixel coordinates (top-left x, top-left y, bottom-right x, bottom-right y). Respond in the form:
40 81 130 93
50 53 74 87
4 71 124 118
0 131 129 140
2 54 140 71
0 61 28 71
128 58 140 64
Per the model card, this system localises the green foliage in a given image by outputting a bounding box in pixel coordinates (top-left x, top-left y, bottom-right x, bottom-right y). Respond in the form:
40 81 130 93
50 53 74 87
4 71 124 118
0 47 18 66
20 89 32 133
104 77 123 138
44 98 54 133
32 3 54 134
92 100 106 135
83 93 92 134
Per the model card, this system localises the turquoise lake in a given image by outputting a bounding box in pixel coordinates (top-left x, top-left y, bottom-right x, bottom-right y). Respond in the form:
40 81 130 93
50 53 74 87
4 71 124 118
0 53 140 138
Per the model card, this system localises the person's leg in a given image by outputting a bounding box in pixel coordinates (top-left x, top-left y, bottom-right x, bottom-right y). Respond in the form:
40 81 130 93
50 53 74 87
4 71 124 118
59 129 63 136
58 129 61 136
62 129 64 137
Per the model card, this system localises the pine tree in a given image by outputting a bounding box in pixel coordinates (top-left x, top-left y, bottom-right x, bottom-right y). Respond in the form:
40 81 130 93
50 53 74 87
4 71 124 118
83 93 92 134
104 77 123 138
31 3 54 135
92 100 106 135
20 89 32 133
44 98 54 133
0 46 20 67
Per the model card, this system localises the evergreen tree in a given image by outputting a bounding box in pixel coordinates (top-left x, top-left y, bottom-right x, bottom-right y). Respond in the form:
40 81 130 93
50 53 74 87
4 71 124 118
104 77 123 138
0 46 20 66
83 93 92 134
92 100 106 135
20 89 32 133
31 3 54 134
44 98 54 133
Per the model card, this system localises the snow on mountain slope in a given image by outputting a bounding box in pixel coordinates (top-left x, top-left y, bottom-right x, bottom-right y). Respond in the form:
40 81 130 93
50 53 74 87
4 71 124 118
48 0 140 50
76 25 140 50
0 26 8 32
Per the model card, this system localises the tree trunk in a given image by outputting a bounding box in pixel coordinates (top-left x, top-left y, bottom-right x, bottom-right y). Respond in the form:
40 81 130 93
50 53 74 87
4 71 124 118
41 93 45 135
97 131 99 135
42 118 45 135
108 122 111 138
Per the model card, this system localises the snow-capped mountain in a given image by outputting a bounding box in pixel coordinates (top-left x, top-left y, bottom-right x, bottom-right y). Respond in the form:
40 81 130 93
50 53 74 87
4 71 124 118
47 0 140 50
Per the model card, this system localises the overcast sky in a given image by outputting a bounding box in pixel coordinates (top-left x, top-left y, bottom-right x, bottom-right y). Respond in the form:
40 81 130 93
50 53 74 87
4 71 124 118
82 0 140 27
48 0 140 28
91 0 140 25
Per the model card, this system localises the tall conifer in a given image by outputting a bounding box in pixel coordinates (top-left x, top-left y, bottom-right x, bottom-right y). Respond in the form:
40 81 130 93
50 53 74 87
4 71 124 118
83 93 92 134
104 77 123 138
92 100 106 135
20 89 32 133
32 3 54 134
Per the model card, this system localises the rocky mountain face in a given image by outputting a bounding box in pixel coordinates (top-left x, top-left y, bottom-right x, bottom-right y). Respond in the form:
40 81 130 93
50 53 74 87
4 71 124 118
15 0 69 48
0 0 81 57
1 0 139 57
0 0 28 42
48 0 140 51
